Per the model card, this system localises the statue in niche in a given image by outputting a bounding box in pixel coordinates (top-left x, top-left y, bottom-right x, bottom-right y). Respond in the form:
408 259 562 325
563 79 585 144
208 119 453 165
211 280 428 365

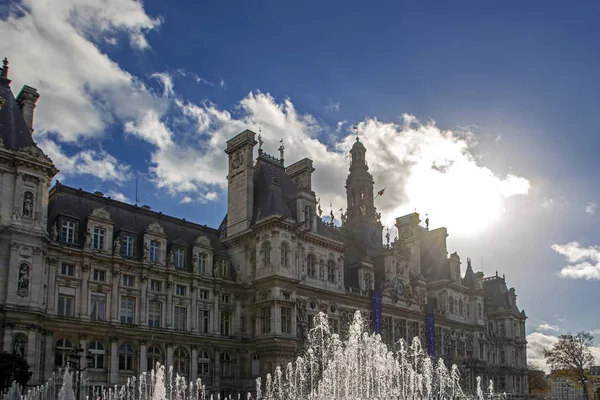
167 250 175 268
113 238 121 256
51 223 59 241
22 192 33 218
12 207 20 222
13 337 25 358
18 264 29 294
84 228 92 248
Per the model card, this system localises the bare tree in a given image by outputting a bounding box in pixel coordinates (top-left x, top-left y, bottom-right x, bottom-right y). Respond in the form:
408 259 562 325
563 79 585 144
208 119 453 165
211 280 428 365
544 332 595 398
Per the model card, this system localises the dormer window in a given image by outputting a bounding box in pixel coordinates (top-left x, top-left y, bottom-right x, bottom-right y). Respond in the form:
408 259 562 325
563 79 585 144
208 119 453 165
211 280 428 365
218 259 228 277
122 235 135 257
93 228 105 250
197 253 208 274
174 248 185 269
149 240 160 262
61 220 76 244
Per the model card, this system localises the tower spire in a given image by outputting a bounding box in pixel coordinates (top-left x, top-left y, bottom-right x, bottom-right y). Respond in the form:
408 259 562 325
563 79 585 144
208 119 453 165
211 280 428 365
1 57 8 78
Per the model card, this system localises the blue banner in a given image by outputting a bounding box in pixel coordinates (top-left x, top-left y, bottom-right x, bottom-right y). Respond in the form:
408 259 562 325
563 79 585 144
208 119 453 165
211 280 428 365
372 289 382 334
426 303 436 358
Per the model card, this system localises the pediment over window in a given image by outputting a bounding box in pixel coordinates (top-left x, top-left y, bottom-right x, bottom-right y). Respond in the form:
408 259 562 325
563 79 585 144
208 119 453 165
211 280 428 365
172 238 188 247
89 207 111 220
146 222 165 234
195 236 211 247
59 210 79 220
119 225 138 234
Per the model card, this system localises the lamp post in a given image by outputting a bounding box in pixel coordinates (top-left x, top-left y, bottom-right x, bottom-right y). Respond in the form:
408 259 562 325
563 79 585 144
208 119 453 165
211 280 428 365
579 378 588 400
67 346 94 400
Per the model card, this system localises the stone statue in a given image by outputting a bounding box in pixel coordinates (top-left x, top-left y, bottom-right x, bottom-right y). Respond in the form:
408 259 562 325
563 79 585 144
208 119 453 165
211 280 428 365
22 193 33 218
18 264 29 292
143 243 149 261
330 208 335 226
278 139 285 160
167 250 175 268
425 214 429 231
341 211 347 225
258 134 263 151
113 238 121 256
376 212 381 222
84 228 92 248
51 223 59 241
13 338 25 358
360 205 366 216
12 207 20 222
385 229 390 247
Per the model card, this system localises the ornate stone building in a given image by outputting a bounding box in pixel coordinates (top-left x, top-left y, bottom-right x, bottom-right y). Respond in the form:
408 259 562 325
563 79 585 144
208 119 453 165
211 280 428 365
0 60 528 397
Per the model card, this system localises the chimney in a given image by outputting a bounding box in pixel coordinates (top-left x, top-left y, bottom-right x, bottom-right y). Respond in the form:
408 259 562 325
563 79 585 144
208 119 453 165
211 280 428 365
16 85 40 132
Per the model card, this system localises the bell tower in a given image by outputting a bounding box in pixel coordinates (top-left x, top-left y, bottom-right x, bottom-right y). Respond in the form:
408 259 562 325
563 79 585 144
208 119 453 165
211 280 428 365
345 137 382 245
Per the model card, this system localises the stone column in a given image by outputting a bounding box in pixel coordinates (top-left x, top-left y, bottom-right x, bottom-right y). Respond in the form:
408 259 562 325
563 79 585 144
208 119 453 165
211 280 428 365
109 337 119 385
43 333 55 382
213 291 220 334
166 282 173 328
139 341 147 374
80 265 90 319
12 172 23 213
191 346 198 381
26 329 38 382
110 271 120 322
140 277 148 325
166 343 173 368
190 286 197 332
235 299 242 335
79 336 89 384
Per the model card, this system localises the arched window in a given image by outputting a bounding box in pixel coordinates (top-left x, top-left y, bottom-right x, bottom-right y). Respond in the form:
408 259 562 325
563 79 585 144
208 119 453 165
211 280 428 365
327 260 336 283
449 297 454 314
12 334 27 358
307 254 317 278
88 341 105 369
260 241 271 268
198 350 210 376
251 354 260 376
280 242 290 268
118 343 135 371
173 347 189 377
55 338 73 367
147 346 162 372
221 352 232 376
22 191 34 218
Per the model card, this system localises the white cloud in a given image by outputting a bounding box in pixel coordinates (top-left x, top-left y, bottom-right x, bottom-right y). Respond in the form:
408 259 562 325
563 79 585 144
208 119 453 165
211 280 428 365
220 78 226 89
0 0 163 142
38 139 131 183
527 331 600 373
180 196 193 204
538 323 560 332
591 329 600 335
586 202 597 214
336 120 347 132
325 100 340 112
107 190 131 203
551 242 600 280
151 72 175 98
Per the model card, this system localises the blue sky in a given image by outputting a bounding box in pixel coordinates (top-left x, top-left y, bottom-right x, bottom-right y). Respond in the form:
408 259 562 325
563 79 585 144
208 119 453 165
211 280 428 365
2 0 600 369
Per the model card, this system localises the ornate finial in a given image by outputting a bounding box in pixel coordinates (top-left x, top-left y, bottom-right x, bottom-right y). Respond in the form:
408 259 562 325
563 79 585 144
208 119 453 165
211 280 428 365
496 270 498 277
258 129 263 152
1 57 8 78
278 139 285 160
467 257 472 269
353 125 359 141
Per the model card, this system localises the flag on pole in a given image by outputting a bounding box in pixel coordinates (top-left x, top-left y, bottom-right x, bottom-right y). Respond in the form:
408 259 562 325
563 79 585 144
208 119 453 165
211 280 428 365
377 188 386 197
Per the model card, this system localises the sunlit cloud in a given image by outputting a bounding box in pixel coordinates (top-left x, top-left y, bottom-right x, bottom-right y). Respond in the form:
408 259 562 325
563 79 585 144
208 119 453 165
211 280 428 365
586 202 597 214
551 242 600 280
527 331 600 373
107 191 131 203
326 100 340 112
538 322 560 332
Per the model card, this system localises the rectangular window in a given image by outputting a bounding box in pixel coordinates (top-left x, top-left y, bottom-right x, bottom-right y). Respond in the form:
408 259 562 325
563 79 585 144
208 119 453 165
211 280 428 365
174 248 185 269
221 312 231 336
61 220 75 244
60 263 75 276
89 293 106 321
58 295 74 317
174 306 186 331
199 310 210 333
150 279 162 292
197 253 208 273
199 289 209 300
122 235 134 257
260 307 271 334
281 291 291 300
92 269 106 282
120 297 135 324
281 307 292 334
328 318 339 334
176 285 186 296
221 293 230 304
93 227 105 250
219 260 228 277
150 240 160 262
260 292 269 301
148 301 161 327
122 274 135 287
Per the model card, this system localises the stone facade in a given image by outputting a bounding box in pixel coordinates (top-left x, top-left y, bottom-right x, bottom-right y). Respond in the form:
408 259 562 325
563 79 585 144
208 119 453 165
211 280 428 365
0 63 528 398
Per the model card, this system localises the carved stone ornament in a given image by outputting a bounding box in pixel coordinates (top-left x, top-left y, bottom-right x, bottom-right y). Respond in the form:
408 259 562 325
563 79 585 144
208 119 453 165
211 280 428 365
90 207 111 220
17 264 30 297
18 145 53 163
231 151 244 170
19 246 32 259
195 235 211 246
146 222 165 234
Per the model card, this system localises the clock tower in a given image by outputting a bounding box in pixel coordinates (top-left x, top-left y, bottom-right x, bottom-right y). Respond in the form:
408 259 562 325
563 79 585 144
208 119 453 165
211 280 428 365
344 137 383 246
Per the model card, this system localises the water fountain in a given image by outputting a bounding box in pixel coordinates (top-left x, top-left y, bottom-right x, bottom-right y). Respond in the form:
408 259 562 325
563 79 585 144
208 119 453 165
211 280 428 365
3 311 499 400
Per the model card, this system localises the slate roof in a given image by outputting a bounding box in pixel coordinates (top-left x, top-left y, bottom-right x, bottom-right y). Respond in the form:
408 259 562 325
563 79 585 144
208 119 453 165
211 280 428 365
483 275 516 311
0 73 35 150
252 156 297 223
48 184 227 257
462 261 477 288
